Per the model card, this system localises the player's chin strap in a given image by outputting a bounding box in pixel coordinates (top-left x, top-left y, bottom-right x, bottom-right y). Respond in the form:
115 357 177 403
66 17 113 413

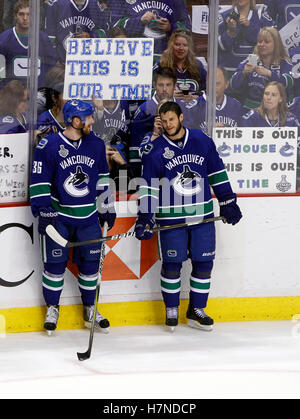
46 216 226 248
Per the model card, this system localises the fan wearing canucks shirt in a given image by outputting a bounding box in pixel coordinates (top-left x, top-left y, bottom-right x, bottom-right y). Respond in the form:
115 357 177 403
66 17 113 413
109 0 191 56
30 100 116 335
134 101 242 332
0 0 57 89
45 0 111 63
264 0 300 30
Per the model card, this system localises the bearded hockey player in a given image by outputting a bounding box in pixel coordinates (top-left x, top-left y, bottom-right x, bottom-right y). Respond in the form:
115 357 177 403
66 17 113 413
134 101 242 331
30 99 116 334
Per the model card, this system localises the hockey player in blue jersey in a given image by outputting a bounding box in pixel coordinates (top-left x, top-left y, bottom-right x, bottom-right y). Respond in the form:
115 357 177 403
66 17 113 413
0 0 57 89
45 0 111 63
134 101 242 331
30 99 116 334
109 0 191 56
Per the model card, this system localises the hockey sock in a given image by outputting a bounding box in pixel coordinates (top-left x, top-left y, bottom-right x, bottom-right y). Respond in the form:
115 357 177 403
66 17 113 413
160 262 182 308
78 261 99 306
189 261 213 308
42 262 66 306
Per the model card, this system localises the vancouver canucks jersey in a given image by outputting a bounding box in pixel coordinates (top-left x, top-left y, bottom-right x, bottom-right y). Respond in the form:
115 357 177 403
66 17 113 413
138 128 234 225
45 0 110 62
264 0 300 30
37 109 65 135
240 108 300 133
109 0 191 55
0 28 57 88
30 131 110 226
0 114 27 134
183 94 244 132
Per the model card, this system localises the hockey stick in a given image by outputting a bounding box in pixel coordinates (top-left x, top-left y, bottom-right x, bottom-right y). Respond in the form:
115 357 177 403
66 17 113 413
77 222 108 362
46 216 225 248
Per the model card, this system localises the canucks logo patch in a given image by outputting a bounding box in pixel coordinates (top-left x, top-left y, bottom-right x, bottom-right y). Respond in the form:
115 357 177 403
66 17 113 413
63 165 90 197
172 164 202 196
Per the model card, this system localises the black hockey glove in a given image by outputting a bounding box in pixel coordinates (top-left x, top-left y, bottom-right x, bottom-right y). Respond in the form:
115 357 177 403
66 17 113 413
135 215 155 240
219 195 242 225
38 207 58 235
98 202 116 231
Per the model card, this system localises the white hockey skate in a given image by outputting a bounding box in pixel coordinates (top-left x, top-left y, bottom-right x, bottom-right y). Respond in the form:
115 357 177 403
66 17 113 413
44 305 59 336
165 306 178 332
83 305 110 333
186 303 214 331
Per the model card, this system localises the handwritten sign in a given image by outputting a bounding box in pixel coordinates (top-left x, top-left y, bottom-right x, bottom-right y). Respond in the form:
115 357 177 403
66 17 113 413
63 38 154 101
214 127 298 193
0 133 29 203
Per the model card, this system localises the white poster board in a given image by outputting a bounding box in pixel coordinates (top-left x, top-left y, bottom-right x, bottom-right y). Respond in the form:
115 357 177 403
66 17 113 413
63 38 154 101
214 127 298 193
279 14 300 53
0 133 29 203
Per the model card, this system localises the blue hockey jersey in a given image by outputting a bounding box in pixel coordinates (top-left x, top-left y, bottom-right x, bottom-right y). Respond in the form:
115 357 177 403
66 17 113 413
0 114 27 134
45 0 110 62
37 109 65 135
183 94 245 132
0 27 57 88
30 131 111 226
264 0 300 30
138 128 234 225
218 7 274 73
109 0 191 55
240 108 300 134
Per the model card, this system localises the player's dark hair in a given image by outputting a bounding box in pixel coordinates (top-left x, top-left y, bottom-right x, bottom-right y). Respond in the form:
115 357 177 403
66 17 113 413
153 67 177 85
14 0 29 15
158 101 183 118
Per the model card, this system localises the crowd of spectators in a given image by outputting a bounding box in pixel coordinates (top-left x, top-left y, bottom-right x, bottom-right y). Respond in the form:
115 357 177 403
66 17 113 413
0 0 300 191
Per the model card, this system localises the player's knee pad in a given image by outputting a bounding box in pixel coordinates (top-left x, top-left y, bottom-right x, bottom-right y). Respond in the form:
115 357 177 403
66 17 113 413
78 260 99 277
191 260 213 279
44 262 67 276
161 262 182 279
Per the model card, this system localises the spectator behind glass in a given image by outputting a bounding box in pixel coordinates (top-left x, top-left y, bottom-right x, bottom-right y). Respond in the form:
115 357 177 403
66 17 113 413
0 0 57 89
264 0 300 31
109 0 191 57
230 26 294 110
45 0 111 64
153 29 207 103
184 66 245 132
218 0 274 76
290 45 300 98
0 79 28 133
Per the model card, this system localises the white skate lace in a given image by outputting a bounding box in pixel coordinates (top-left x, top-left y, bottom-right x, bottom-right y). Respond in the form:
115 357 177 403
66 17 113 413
87 306 105 322
46 306 59 323
166 307 178 319
194 308 207 318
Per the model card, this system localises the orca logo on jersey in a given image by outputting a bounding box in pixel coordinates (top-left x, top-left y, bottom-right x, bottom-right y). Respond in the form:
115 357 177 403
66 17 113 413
172 164 202 196
63 165 90 197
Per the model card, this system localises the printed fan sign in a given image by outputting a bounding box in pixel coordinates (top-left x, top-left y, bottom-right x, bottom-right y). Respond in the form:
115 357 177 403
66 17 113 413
0 133 29 203
63 37 154 101
213 127 298 194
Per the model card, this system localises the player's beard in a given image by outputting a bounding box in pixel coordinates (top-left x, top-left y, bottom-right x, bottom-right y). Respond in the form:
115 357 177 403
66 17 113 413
82 124 91 135
165 120 182 138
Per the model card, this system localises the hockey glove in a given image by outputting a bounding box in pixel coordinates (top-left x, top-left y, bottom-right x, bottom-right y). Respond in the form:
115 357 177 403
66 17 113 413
38 207 58 235
98 202 116 231
219 195 242 225
135 215 155 240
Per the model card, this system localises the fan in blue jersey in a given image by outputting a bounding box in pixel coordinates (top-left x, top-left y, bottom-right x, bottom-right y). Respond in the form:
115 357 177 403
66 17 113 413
0 80 28 134
153 29 207 102
130 67 186 176
45 0 111 63
109 0 191 56
290 46 300 98
264 0 300 31
184 67 245 132
135 101 242 331
30 99 116 335
0 0 57 89
230 26 294 110
218 0 274 75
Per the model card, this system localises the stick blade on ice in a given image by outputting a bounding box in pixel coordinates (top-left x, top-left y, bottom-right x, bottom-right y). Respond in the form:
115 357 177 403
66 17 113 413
46 225 68 247
77 349 91 361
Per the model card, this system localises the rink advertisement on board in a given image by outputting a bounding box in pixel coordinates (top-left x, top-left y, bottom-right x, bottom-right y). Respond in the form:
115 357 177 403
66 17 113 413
214 127 298 193
63 38 154 101
0 133 29 203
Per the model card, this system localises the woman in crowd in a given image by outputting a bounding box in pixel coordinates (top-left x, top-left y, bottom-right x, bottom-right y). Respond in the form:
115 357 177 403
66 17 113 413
218 0 274 76
230 26 294 109
153 29 207 103
0 79 28 133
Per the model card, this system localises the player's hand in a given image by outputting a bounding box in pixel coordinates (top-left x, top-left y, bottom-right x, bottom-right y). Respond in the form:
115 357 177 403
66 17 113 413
38 207 58 235
134 216 155 240
98 202 116 231
219 195 242 225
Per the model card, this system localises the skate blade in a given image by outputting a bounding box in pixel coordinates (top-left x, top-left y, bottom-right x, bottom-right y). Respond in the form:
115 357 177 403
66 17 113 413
84 321 110 334
46 329 54 336
165 325 176 333
187 319 213 331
